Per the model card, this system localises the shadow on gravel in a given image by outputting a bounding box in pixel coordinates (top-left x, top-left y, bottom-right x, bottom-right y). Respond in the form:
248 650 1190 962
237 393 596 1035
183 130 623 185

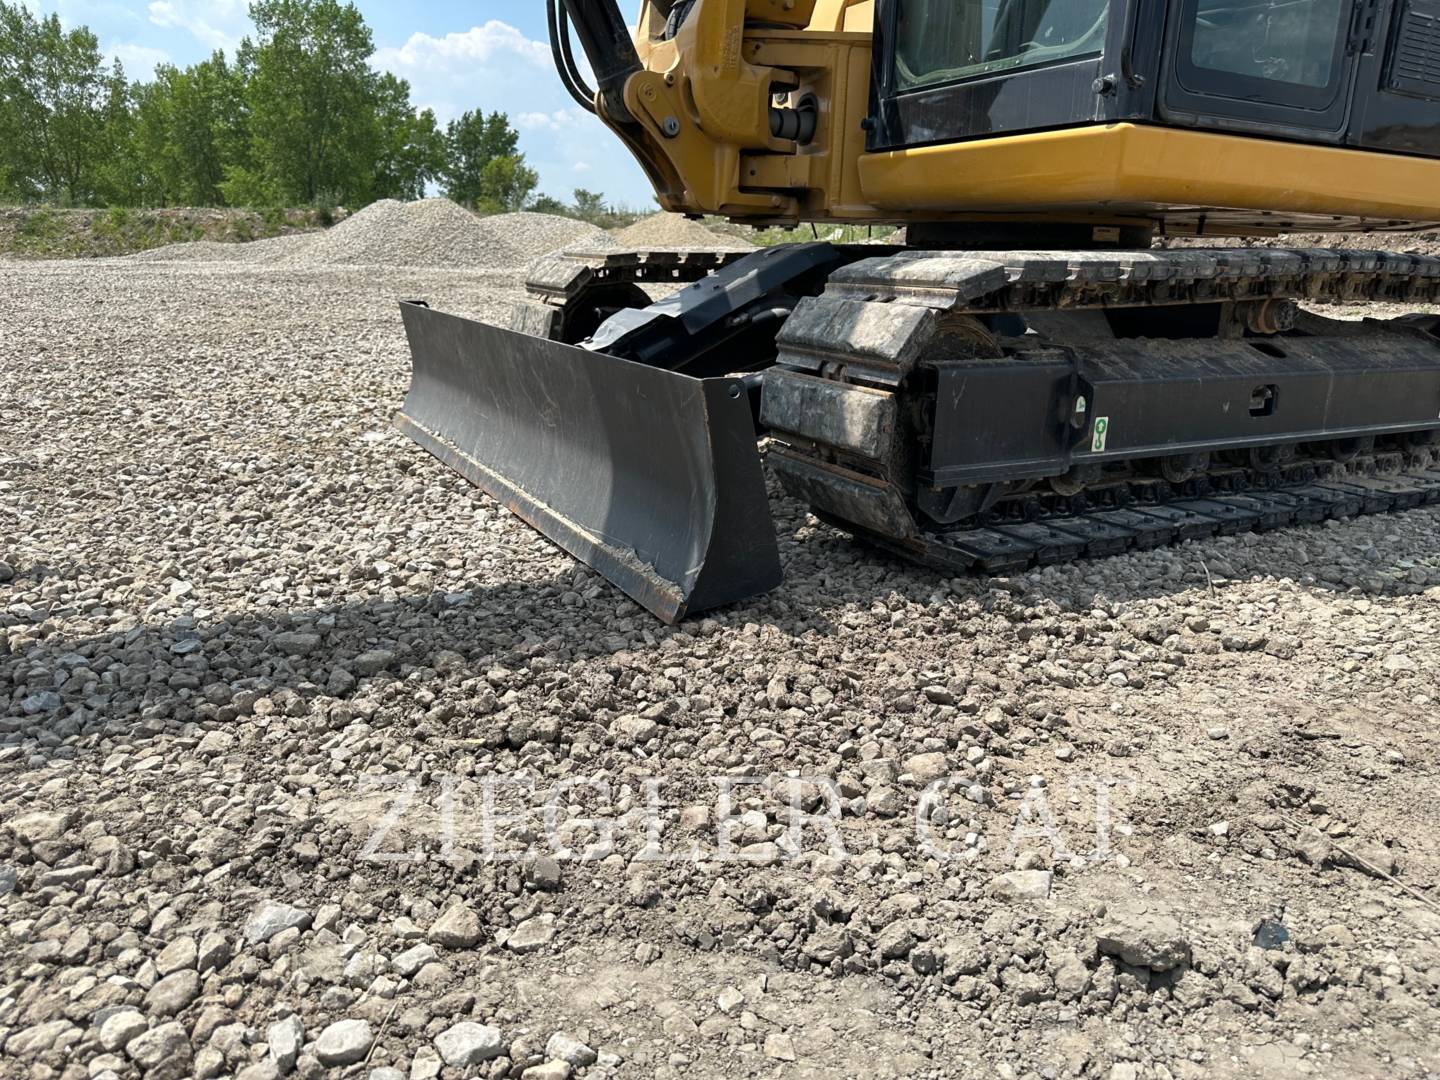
5 504 1435 761
1 561 841 761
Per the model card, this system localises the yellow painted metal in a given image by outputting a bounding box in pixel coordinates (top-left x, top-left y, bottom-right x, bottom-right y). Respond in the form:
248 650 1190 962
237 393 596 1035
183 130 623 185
859 124 1440 224
614 3 1440 233
808 0 872 30
746 0 818 24
681 0 786 150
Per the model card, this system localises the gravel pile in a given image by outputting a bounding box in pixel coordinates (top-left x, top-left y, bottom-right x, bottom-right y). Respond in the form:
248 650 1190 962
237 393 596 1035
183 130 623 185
129 200 619 271
3 255 1440 1079
478 211 620 265
611 212 754 250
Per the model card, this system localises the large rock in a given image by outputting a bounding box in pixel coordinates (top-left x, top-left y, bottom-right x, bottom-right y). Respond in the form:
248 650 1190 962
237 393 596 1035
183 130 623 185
125 1021 191 1070
10 809 70 845
1096 910 1191 972
507 914 556 953
353 648 396 675
610 715 659 747
197 932 232 974
393 943 437 977
314 1019 372 1067
903 752 950 785
21 691 63 715
545 1033 597 1068
267 1016 304 1074
5 1020 79 1060
244 901 312 946
155 936 198 976
273 631 321 657
145 970 200 1016
428 904 481 949
99 1009 148 1053
434 1022 505 1067
989 871 1053 902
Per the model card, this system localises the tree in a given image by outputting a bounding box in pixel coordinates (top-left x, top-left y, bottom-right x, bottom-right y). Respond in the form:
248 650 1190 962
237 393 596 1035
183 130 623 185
0 0 548 211
0 2 112 203
135 53 249 206
570 188 608 223
368 73 444 202
477 155 538 213
528 194 569 216
442 109 520 206
93 61 146 206
240 0 379 205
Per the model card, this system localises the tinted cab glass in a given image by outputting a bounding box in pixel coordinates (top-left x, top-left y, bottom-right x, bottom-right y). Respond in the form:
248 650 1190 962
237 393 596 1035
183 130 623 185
1163 0 1358 137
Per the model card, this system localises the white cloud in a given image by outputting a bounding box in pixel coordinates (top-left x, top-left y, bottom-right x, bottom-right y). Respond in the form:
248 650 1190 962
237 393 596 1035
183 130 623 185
110 42 171 76
516 108 586 134
375 21 549 74
372 21 652 207
147 0 246 53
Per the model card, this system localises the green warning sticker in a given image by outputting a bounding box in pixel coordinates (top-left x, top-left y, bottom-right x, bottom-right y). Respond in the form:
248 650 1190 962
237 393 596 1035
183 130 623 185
1092 417 1111 453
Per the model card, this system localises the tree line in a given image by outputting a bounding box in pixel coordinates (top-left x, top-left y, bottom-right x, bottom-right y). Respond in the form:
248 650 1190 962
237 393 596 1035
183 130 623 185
0 0 542 211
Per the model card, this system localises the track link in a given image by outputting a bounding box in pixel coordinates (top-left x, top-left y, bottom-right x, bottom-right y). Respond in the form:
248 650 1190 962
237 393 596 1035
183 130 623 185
763 247 1440 572
830 465 1440 574
512 248 751 343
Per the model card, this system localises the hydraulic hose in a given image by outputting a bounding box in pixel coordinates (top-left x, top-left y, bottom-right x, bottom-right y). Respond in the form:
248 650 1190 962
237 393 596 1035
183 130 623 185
547 0 598 114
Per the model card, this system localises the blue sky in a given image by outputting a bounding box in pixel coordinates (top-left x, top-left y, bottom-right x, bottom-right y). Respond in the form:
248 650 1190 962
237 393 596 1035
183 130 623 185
19 0 656 206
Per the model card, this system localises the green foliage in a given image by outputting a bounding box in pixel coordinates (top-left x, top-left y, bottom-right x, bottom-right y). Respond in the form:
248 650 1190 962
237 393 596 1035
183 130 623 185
218 164 280 209
749 221 899 246
240 0 379 205
135 53 248 206
531 188 644 230
442 110 537 209
0 2 111 204
2 205 335 257
472 156 539 214
0 0 626 218
368 73 445 202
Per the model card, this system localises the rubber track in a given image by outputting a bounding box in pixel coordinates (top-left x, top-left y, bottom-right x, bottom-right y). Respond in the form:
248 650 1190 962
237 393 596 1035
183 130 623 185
837 465 1440 574
771 247 1440 571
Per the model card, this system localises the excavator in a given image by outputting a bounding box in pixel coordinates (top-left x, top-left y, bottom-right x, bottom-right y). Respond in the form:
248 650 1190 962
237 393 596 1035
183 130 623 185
396 0 1440 623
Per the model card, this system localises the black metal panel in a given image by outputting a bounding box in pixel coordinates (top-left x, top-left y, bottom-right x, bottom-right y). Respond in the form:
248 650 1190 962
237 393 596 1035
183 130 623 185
1351 0 1440 158
926 331 1440 488
866 0 1161 151
586 243 847 376
923 353 1079 486
1387 0 1440 94
396 304 781 623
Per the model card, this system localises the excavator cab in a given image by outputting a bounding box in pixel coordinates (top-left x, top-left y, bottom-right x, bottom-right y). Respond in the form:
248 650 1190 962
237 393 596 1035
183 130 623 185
877 0 1439 158
396 0 1440 623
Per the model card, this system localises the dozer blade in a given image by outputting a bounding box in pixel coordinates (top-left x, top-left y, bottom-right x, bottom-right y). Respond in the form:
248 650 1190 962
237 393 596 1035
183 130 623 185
396 302 782 624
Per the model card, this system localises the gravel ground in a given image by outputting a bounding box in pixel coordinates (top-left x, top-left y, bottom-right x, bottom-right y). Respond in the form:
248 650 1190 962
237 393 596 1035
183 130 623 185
3 247 1440 1080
